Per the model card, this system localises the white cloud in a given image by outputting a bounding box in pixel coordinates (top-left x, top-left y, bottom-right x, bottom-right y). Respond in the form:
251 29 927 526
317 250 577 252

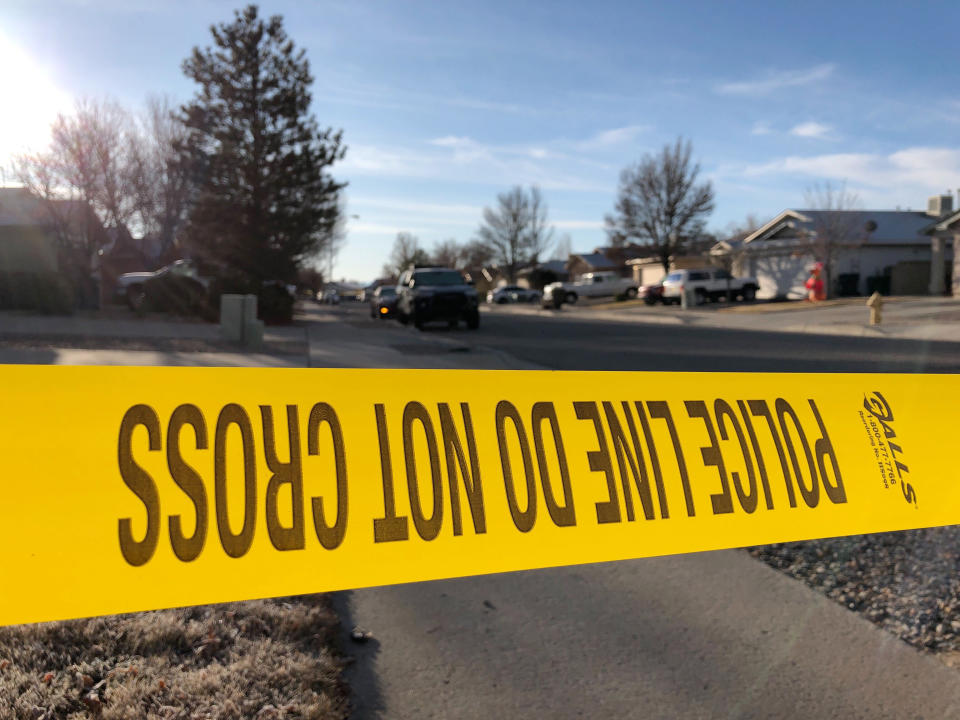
578 124 650 149
715 63 835 96
743 147 960 201
789 121 832 139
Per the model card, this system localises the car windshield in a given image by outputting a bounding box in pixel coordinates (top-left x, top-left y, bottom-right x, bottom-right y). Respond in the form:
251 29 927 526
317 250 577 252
414 270 464 286
379 287 396 296
665 272 683 281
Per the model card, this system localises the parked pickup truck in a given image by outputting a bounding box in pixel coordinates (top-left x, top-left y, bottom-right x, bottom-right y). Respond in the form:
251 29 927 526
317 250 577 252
660 268 759 305
542 271 638 305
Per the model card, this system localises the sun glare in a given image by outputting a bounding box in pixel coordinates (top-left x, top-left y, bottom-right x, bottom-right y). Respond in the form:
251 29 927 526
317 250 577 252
0 32 73 173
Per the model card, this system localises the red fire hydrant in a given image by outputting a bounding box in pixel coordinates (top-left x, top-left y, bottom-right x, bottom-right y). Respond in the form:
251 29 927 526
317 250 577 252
805 262 825 302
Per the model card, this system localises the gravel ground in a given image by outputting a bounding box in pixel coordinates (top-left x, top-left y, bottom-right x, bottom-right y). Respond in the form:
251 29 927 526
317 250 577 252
0 334 307 356
750 526 960 661
0 595 347 719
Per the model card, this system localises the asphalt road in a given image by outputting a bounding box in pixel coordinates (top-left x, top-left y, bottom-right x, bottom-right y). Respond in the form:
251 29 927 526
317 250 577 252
465 306 960 373
327 302 960 719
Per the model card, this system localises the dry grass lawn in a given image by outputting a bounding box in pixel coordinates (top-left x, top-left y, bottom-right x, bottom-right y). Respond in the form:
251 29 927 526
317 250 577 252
0 595 347 719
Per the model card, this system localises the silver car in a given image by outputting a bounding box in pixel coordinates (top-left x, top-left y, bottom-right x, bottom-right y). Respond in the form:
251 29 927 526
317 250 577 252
486 285 540 304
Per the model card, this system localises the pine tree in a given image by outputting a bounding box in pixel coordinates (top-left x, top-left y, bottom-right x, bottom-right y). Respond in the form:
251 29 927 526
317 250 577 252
180 4 346 289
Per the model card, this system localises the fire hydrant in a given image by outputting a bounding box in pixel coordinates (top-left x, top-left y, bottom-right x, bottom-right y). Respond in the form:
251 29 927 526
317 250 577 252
866 291 883 325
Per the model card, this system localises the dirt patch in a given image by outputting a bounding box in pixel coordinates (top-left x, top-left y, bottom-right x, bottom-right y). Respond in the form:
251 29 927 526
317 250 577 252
0 595 348 719
750 527 960 661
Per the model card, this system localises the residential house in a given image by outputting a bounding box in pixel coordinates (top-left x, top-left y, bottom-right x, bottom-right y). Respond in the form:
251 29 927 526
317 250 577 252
712 195 958 299
0 187 110 304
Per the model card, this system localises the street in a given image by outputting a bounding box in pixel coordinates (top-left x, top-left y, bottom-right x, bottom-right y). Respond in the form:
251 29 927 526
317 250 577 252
308 301 960 719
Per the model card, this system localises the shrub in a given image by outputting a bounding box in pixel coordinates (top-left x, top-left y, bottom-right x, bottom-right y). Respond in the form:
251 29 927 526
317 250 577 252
0 271 73 314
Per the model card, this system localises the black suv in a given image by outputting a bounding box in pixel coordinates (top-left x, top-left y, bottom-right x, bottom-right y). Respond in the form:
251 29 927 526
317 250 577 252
396 266 480 330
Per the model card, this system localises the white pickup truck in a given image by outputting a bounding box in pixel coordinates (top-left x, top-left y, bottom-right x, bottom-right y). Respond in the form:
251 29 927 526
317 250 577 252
542 271 638 305
660 268 759 304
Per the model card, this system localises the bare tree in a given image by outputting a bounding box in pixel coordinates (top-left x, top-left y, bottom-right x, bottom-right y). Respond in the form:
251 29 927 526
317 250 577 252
551 233 573 262
383 232 429 278
431 238 464 268
605 137 714 274
128 96 193 260
476 185 555 282
802 182 865 298
14 97 143 305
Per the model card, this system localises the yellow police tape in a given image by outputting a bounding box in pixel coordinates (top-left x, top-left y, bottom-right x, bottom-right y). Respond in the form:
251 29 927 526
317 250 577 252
0 365 949 626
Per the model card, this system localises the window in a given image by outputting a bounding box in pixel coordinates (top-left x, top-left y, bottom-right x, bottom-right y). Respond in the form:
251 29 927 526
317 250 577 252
665 272 683 282
414 270 465 286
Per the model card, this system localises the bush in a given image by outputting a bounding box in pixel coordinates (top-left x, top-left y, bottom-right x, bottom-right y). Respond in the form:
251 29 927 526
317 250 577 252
143 274 212 318
0 271 73 314
258 282 295 324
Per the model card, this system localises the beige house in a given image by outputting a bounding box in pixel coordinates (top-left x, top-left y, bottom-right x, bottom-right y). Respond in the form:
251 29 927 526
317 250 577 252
712 195 958 299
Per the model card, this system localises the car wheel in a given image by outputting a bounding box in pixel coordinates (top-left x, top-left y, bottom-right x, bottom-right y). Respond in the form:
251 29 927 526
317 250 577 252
528 294 539 303
466 310 480 329
448 317 458 329
742 285 757 302
566 292 578 304
496 297 508 304
644 295 656 306
626 287 638 299
414 313 425 330
694 288 708 305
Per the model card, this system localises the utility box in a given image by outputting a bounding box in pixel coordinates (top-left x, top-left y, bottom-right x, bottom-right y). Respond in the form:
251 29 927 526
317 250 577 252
221 293 264 349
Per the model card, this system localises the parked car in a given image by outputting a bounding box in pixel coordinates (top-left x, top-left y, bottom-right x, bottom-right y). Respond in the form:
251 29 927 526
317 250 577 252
487 285 541 304
660 268 759 305
369 285 398 319
543 271 638 305
640 282 664 306
396 265 480 330
115 259 209 311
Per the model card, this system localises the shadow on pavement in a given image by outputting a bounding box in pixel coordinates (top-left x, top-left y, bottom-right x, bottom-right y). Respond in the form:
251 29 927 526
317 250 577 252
330 590 385 719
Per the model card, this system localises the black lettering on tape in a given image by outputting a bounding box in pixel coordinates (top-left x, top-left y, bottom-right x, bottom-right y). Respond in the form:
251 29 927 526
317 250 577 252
530 402 576 527
574 401 620 524
685 400 734 515
737 401 774 510
495 400 537 532
808 399 847 504
776 399 820 508
118 404 162 567
634 402 670 519
402 402 443 541
166 404 209 562
438 402 486 535
601 402 655 521
308 403 349 549
214 404 257 558
647 401 695 517
261 405 305 551
373 404 409 543
748 400 794 508
714 400 758 514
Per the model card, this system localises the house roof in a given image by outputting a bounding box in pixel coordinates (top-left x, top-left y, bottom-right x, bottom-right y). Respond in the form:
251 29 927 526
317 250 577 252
0 187 99 231
743 209 933 246
571 252 617 268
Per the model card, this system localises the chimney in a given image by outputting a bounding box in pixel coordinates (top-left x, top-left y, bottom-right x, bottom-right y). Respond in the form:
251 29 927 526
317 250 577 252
928 193 954 217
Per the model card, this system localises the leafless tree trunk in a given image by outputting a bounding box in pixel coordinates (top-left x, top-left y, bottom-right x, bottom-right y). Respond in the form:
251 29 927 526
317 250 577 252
431 238 464 269
803 182 865 298
605 137 714 275
129 95 193 260
383 232 429 279
476 185 555 282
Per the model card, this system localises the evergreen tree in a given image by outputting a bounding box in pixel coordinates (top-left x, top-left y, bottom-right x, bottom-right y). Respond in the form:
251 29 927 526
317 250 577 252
180 4 346 289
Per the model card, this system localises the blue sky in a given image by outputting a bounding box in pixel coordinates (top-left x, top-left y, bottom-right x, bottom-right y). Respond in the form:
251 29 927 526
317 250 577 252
2 0 959 281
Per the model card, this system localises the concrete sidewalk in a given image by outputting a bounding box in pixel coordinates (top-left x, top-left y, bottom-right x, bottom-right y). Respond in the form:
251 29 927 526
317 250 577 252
485 296 960 343
0 308 306 343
